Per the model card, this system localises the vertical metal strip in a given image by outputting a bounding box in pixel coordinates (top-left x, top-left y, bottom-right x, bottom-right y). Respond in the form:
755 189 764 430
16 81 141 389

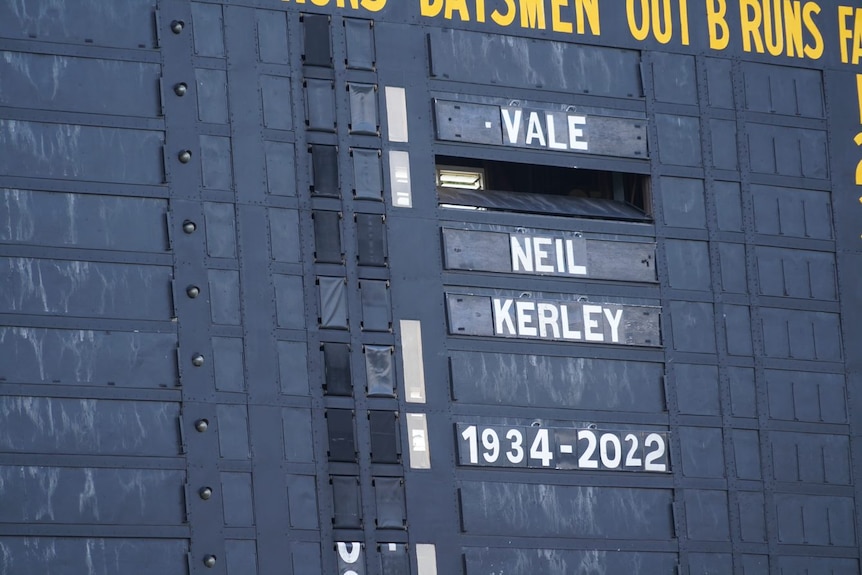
415 544 438 575
400 319 426 403
405 413 431 470
384 86 409 142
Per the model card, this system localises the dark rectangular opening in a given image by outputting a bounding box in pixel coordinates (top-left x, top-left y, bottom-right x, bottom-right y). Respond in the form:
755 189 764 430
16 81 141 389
436 155 650 221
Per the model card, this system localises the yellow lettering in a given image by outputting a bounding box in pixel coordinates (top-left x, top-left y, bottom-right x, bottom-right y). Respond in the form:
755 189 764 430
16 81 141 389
679 0 690 45
801 2 822 59
854 10 862 64
740 0 764 53
445 0 470 20
575 0 601 35
420 0 443 16
552 0 573 33
839 7 854 64
287 0 385 10
762 0 783 56
652 0 673 44
706 0 730 49
492 0 517 26
782 0 802 57
519 0 547 29
857 74 862 123
476 0 486 22
627 0 650 41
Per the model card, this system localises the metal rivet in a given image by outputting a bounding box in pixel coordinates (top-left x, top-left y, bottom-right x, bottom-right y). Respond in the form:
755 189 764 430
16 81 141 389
170 20 184 34
186 286 200 298
203 555 217 568
178 150 192 163
195 419 209 432
199 487 213 500
192 354 205 367
182 221 196 234
174 82 188 97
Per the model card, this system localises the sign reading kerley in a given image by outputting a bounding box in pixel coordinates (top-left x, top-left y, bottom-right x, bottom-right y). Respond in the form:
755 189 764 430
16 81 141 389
447 293 661 347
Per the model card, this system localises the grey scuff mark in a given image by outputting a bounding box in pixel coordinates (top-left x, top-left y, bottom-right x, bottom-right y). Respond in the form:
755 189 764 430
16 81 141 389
571 486 598 535
78 468 100 520
576 549 605 575
612 488 651 530
49 55 68 99
84 539 95 575
46 392 55 438
39 539 58 567
16 327 46 380
550 43 567 91
5 397 47 444
0 540 12 575
25 466 58 521
56 399 99 452
65 193 77 244
58 330 97 383
3 190 36 242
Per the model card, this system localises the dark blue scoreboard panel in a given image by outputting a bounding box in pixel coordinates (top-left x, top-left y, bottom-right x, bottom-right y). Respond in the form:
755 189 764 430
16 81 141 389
1 0 861 574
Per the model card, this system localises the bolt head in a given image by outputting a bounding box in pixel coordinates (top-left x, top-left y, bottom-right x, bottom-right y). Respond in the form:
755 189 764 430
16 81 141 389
199 487 213 500
195 419 209 433
178 150 192 163
186 286 200 299
182 221 196 234
203 555 217 568
170 20 184 34
174 82 188 97
191 354 204 367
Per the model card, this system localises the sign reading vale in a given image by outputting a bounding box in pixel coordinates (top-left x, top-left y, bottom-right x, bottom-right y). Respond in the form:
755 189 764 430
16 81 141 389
434 99 647 159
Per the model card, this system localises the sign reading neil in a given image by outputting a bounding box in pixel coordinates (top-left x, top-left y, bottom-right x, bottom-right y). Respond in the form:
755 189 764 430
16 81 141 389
446 293 661 347
434 99 647 159
442 227 656 283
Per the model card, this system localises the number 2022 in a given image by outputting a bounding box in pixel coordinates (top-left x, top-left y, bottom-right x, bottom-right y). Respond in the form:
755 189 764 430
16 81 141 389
574 429 667 472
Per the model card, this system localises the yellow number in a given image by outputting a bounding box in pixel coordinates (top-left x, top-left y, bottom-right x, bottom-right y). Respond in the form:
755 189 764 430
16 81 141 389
855 132 862 186
857 74 862 124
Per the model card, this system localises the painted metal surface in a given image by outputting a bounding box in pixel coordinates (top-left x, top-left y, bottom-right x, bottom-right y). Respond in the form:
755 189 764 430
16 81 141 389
0 0 861 574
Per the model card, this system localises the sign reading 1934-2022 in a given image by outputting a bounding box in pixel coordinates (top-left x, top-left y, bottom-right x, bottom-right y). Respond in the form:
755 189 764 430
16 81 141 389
457 424 669 473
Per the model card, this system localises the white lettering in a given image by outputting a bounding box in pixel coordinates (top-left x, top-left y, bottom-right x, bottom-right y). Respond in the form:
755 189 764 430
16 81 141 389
568 115 588 150
555 238 566 272
501 108 522 144
489 299 629 344
583 304 604 342
533 237 554 272
560 305 582 340
603 307 623 343
537 303 561 338
337 542 362 563
525 112 546 147
546 113 567 150
509 234 588 276
510 236 532 272
493 298 515 335
515 301 537 336
566 238 587 275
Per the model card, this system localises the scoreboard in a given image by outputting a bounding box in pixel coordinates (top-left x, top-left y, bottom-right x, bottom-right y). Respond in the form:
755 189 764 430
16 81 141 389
0 0 861 574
